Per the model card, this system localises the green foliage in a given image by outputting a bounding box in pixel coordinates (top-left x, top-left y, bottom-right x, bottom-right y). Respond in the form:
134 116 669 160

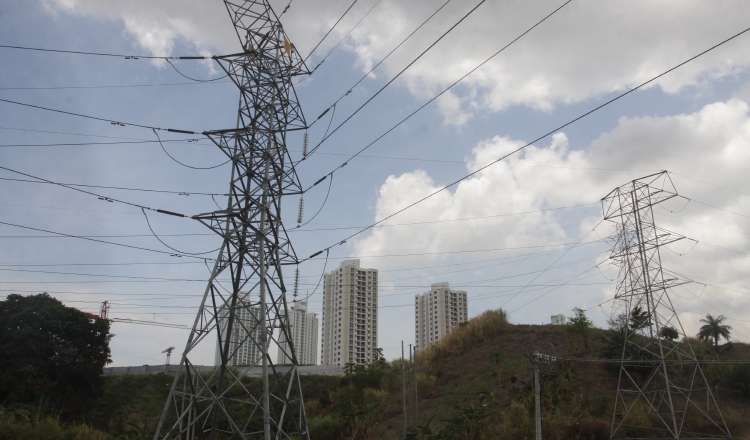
724 363 750 398
308 414 346 439
0 404 110 440
698 314 732 351
0 293 111 419
566 307 594 354
629 305 652 332
406 419 444 439
659 325 679 341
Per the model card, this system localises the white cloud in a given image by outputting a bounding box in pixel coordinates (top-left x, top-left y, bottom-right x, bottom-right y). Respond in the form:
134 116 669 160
41 0 750 121
354 97 750 337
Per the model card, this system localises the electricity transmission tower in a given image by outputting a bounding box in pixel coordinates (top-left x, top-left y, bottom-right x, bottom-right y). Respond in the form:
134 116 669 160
602 171 730 439
154 1 309 438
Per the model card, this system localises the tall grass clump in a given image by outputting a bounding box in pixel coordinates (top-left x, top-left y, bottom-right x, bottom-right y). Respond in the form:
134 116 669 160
417 308 508 362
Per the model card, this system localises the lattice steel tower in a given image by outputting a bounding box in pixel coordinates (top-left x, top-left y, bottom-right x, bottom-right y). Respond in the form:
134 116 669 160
602 171 730 439
154 1 309 438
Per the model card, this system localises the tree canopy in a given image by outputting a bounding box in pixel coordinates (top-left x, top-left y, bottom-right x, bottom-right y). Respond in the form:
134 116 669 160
0 293 111 417
698 314 732 351
567 307 594 354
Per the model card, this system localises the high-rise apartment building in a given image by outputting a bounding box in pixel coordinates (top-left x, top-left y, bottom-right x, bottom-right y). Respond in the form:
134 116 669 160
277 300 318 365
414 282 468 351
214 299 263 366
321 259 378 366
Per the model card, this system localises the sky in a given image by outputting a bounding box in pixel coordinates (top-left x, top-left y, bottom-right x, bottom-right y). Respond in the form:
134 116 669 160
1 0 750 366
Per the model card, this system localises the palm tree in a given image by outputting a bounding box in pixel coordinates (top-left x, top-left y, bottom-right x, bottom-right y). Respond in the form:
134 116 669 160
697 314 732 351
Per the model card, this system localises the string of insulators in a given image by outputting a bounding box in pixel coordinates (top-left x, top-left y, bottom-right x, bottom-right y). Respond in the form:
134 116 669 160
297 197 304 224
293 268 300 299
302 132 309 157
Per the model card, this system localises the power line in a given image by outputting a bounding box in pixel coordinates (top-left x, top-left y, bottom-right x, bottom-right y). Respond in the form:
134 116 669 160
152 129 229 169
0 97 199 134
670 171 750 199
304 0 487 158
0 44 212 60
0 81 230 90
141 208 221 256
302 0 571 170
307 0 452 130
306 0 384 76
0 165 192 215
304 0 361 62
0 220 213 261
301 22 750 261
0 138 203 148
0 176 228 196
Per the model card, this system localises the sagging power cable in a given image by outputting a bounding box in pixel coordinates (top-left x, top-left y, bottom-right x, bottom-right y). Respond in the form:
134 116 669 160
299 22 750 262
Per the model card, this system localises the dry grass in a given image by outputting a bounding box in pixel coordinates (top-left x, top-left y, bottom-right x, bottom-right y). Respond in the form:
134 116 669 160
416 308 509 363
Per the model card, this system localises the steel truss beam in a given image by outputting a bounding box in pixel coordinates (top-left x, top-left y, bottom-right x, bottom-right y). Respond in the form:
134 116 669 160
154 1 309 439
603 171 730 439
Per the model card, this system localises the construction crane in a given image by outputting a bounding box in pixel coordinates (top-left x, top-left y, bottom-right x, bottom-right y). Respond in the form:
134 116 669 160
82 301 189 330
161 347 175 365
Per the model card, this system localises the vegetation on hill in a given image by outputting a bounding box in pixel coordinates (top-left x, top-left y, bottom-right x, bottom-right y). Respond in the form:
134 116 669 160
0 294 111 419
2 306 749 439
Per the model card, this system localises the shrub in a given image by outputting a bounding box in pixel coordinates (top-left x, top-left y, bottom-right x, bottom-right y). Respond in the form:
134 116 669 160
417 309 508 362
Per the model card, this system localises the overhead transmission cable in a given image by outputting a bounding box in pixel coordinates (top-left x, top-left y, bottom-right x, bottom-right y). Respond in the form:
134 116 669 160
305 0 452 131
141 208 221 256
0 97 199 134
300 21 750 262
0 81 230 91
0 139 203 148
304 0 360 62
0 220 213 261
0 176 227 197
304 0 487 159
164 59 228 82
303 0 572 181
0 44 213 60
152 129 229 169
0 165 190 216
305 0 384 76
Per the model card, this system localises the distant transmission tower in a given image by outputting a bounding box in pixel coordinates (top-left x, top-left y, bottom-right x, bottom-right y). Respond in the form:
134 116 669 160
602 171 730 439
153 1 309 439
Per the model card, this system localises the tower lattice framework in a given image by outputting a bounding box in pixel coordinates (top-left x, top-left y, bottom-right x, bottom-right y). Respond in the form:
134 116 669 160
602 171 730 439
154 1 309 438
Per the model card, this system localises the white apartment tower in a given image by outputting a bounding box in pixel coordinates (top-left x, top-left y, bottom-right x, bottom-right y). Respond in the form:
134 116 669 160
415 282 468 351
321 259 378 366
277 300 318 365
214 299 263 366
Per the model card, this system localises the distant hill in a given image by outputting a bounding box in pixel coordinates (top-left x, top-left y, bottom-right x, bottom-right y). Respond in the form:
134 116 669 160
4 308 748 439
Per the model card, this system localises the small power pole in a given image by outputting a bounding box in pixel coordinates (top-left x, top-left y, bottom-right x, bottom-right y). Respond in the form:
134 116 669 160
412 345 419 426
402 341 407 439
409 344 415 425
527 350 555 440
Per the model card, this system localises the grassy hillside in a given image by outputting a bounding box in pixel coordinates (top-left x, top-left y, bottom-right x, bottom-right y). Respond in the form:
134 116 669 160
4 309 749 439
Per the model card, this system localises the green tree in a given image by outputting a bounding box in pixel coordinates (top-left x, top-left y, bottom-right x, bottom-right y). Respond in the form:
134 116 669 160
0 293 111 417
629 305 652 332
659 326 679 341
698 314 732 352
567 307 594 354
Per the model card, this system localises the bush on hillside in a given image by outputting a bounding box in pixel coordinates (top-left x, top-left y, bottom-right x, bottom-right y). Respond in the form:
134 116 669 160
0 293 111 419
417 309 508 363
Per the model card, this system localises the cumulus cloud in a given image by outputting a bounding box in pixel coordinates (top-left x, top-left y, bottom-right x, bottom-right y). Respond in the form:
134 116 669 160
41 0 750 122
354 98 750 336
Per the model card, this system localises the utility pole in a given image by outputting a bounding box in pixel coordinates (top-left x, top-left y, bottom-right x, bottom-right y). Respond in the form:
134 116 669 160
527 350 555 440
408 343 413 427
402 341 407 439
602 171 731 439
412 345 419 426
153 1 310 438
